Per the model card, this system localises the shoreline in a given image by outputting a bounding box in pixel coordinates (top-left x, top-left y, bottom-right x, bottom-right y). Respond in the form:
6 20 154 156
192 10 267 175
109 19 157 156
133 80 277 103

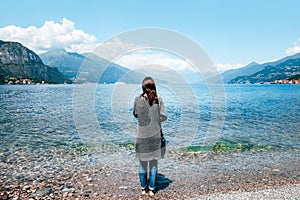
0 149 299 199
192 183 300 200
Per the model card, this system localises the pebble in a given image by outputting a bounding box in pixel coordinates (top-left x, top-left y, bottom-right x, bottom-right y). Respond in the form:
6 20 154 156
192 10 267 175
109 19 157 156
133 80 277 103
86 178 93 182
272 168 280 172
63 192 68 198
0 148 299 199
23 185 30 190
62 187 75 193
193 184 300 200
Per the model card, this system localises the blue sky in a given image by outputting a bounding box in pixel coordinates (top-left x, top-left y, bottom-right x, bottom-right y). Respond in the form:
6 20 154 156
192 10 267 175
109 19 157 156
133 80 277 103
1 0 300 71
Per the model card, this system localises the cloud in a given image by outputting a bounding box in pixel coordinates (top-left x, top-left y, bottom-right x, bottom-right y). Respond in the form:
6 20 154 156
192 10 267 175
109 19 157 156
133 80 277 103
97 39 240 72
285 38 300 55
215 63 244 72
93 39 219 73
112 49 243 72
0 18 244 72
92 38 194 72
114 51 194 71
93 37 143 61
0 18 98 54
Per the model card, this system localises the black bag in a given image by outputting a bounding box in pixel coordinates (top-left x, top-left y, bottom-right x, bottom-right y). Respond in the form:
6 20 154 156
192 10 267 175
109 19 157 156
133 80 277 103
158 100 166 158
160 129 166 157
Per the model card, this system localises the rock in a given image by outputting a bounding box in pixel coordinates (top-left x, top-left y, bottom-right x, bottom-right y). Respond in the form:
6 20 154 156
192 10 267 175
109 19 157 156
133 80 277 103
23 185 30 191
0 191 9 200
63 192 69 198
86 178 93 182
31 187 53 197
62 188 75 193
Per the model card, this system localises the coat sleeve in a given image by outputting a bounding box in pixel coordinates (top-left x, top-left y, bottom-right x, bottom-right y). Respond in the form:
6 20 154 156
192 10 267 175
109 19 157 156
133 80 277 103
159 97 167 122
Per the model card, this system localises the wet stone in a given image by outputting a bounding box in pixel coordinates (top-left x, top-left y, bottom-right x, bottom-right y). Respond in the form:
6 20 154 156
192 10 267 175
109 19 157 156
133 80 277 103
23 185 30 190
31 187 53 197
86 178 93 182
62 187 75 193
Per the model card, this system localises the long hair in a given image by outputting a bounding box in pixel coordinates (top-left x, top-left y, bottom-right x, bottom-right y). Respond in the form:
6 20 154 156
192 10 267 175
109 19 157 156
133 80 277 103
141 77 158 106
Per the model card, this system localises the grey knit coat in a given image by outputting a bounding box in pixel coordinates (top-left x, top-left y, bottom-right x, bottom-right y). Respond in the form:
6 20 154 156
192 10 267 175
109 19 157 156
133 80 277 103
133 95 167 161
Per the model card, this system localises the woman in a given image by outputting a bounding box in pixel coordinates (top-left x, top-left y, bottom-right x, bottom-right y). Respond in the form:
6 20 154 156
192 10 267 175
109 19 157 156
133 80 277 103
133 77 167 196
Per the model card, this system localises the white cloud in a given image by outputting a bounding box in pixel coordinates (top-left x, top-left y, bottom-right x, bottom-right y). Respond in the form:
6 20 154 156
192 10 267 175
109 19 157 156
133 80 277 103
93 37 143 61
114 51 193 71
215 63 244 72
285 38 300 55
93 38 218 73
98 39 242 72
112 49 243 72
92 39 194 72
0 18 98 54
0 18 245 72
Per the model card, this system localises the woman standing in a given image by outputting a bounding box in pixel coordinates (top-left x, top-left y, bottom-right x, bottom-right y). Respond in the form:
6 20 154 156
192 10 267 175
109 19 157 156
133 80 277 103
133 77 167 196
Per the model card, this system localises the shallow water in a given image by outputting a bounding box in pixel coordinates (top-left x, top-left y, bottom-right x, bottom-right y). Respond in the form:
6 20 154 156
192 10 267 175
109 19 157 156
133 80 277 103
0 84 299 155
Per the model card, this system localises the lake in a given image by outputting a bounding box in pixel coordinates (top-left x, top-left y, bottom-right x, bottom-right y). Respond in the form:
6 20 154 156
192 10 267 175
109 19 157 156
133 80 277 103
0 84 299 155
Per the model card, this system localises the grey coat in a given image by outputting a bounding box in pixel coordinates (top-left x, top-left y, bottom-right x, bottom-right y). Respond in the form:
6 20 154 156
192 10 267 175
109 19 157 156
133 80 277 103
133 95 167 161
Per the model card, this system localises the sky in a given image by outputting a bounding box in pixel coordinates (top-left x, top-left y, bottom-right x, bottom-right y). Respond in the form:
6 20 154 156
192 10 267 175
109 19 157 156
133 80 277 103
1 0 300 71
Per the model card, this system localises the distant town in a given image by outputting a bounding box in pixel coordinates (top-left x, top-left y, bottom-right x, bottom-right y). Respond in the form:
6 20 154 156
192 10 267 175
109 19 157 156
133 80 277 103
4 76 300 85
272 78 300 84
4 77 60 85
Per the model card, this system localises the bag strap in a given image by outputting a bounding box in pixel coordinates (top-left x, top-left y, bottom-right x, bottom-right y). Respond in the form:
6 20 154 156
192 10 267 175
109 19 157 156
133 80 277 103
157 98 164 137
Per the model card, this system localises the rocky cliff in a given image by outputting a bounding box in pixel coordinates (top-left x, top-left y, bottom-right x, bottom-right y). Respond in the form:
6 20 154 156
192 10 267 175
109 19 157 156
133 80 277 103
0 40 67 84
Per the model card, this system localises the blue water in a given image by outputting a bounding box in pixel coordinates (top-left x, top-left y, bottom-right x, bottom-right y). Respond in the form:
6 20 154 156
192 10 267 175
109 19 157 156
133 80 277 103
0 84 299 154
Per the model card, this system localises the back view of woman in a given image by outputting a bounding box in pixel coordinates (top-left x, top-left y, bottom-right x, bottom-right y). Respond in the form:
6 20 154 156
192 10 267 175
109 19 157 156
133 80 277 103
133 77 167 196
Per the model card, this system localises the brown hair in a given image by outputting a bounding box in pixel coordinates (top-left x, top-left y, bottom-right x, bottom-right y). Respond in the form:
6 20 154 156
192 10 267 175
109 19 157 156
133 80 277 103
141 77 158 106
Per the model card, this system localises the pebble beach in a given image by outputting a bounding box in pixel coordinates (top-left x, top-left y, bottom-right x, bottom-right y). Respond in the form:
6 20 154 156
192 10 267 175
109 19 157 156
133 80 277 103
0 148 299 199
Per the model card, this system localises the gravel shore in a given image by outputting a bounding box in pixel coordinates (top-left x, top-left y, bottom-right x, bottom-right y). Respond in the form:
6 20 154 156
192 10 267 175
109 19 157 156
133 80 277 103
0 149 299 199
192 183 300 200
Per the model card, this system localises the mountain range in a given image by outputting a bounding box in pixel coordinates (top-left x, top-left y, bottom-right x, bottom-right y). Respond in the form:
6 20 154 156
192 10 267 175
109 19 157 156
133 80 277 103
0 40 66 84
1 39 299 84
0 40 146 84
41 48 300 85
39 48 84 79
229 58 300 84
40 48 144 84
222 53 300 84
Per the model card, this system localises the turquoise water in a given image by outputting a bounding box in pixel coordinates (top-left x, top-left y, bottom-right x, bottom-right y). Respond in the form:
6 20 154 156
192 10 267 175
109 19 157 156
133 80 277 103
0 84 299 154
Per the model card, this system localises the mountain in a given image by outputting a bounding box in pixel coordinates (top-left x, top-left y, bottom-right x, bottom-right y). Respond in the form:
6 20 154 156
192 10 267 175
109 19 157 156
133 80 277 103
0 40 66 84
229 58 300 84
40 48 84 79
81 52 145 83
40 49 144 83
222 52 300 83
221 62 260 83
